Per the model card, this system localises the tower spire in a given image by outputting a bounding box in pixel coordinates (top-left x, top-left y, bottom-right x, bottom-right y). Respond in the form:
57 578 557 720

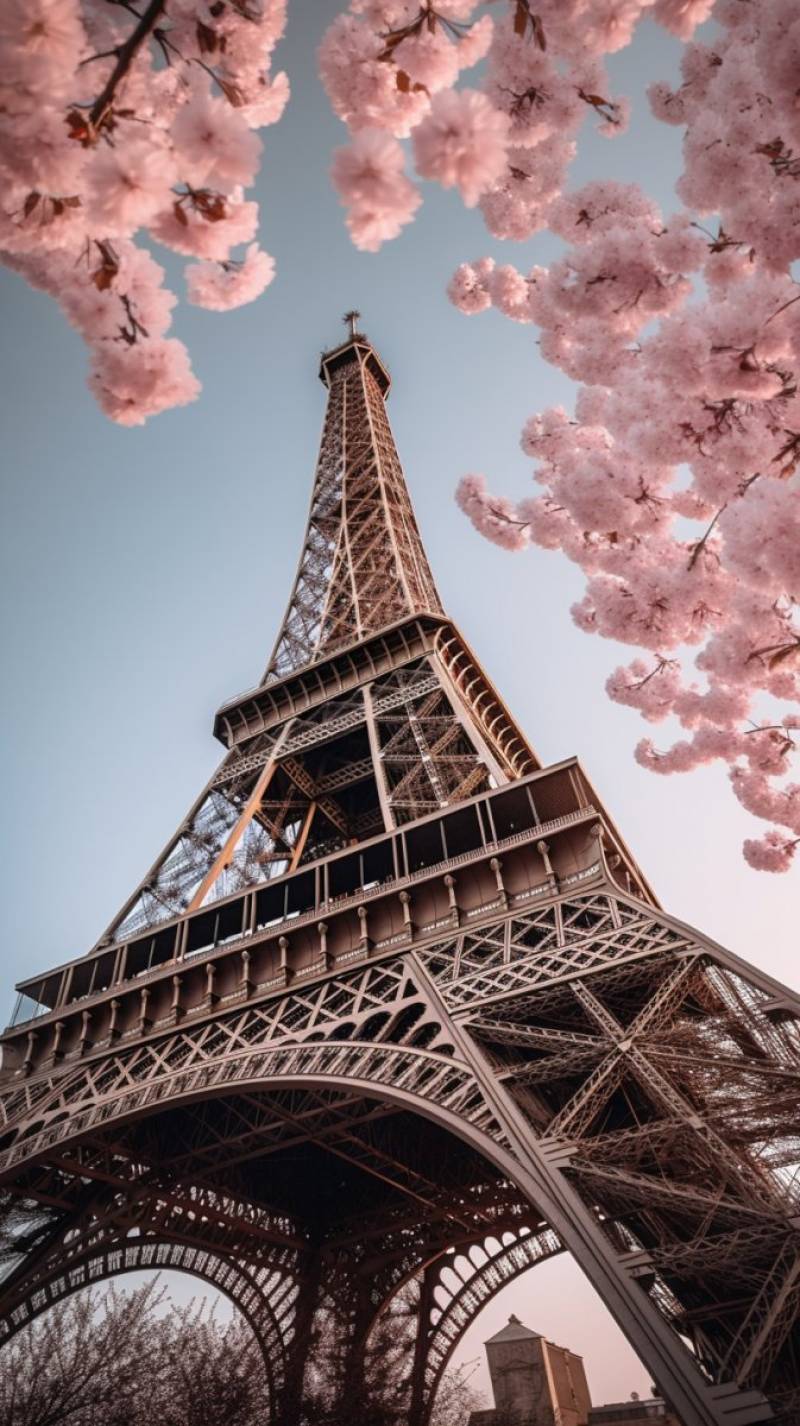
343 308 361 339
264 326 444 684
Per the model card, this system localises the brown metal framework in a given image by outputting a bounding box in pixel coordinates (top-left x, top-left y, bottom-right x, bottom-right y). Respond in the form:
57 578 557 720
1 329 799 1426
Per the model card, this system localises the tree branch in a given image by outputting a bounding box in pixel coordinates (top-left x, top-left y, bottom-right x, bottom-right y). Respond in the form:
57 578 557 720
89 0 166 132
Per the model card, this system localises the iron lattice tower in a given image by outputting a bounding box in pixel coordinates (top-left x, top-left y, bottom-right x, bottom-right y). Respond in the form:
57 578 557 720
1 328 799 1426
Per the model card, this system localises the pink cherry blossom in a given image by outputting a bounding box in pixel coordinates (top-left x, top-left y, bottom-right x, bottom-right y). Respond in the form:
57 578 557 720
743 832 798 873
319 12 430 139
186 243 275 311
456 474 530 552
87 139 177 236
447 259 494 315
653 0 716 40
413 90 510 207
171 91 262 193
331 130 420 251
151 190 259 261
0 0 86 102
89 337 200 426
1 0 288 423
393 30 460 94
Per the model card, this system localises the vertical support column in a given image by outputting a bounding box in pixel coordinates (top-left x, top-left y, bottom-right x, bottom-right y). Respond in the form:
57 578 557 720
275 1250 322 1426
408 1264 437 1426
363 684 395 833
274 1252 380 1426
339 1275 375 1412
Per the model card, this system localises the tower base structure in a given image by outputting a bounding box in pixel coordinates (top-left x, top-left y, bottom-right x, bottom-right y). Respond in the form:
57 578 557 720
0 331 798 1426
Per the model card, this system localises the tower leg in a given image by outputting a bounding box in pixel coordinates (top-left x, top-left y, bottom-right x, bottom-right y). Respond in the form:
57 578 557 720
407 1264 437 1426
274 1252 391 1426
275 1251 323 1426
413 949 777 1426
338 1277 374 1411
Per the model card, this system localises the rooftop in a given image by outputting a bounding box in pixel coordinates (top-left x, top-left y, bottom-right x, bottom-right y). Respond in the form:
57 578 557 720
485 1314 542 1345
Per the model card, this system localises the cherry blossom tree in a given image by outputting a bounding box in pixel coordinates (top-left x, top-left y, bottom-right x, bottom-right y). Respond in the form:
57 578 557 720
0 1278 271 1426
319 0 800 871
0 0 289 424
0 1273 482 1426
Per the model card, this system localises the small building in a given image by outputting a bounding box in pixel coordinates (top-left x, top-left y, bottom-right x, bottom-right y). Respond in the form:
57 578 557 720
468 1316 681 1426
468 1314 591 1426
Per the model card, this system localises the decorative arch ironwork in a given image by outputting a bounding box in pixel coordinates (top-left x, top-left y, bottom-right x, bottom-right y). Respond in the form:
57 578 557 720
421 1224 564 1418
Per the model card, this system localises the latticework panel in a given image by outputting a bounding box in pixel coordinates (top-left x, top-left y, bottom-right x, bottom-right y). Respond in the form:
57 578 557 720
101 657 512 946
373 664 492 823
417 893 688 1011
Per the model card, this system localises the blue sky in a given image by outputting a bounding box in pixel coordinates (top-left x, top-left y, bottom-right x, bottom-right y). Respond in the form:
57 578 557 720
0 2 796 1409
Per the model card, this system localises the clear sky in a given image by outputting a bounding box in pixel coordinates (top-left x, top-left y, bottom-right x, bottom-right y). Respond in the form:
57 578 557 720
0 2 796 1411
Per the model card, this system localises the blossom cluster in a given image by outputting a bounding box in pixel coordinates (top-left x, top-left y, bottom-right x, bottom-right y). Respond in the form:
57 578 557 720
0 0 288 423
441 0 800 870
319 0 690 250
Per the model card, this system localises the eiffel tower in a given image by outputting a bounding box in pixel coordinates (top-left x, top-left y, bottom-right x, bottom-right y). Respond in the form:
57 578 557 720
1 321 799 1426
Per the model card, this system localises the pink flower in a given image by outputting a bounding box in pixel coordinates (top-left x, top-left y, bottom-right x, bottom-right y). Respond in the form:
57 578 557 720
455 14 493 71
456 474 530 551
331 131 409 210
185 243 275 310
89 338 200 426
413 90 510 207
61 279 124 343
393 31 459 94
719 482 800 594
653 0 716 40
582 0 646 55
0 0 86 100
116 245 177 339
489 264 532 322
238 70 290 128
151 189 259 260
0 109 86 196
743 833 797 873
344 192 421 252
331 132 420 251
62 244 176 342
0 0 289 424
447 258 494 315
171 92 262 193
319 12 429 137
87 140 177 236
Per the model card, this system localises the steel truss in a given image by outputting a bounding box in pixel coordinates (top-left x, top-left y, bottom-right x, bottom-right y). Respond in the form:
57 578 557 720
1 331 799 1426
